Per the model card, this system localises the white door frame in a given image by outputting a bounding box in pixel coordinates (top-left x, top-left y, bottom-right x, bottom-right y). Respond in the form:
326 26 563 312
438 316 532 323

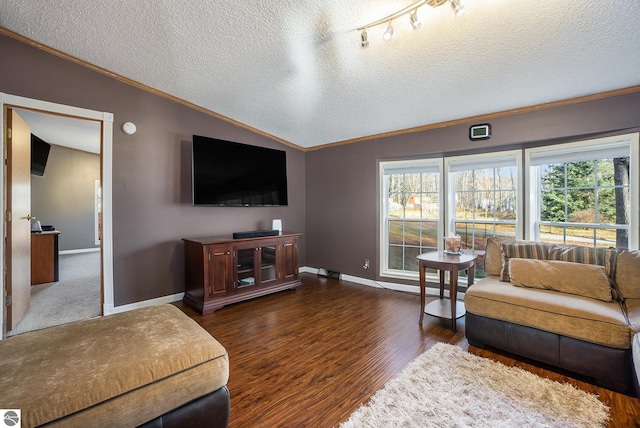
0 93 115 337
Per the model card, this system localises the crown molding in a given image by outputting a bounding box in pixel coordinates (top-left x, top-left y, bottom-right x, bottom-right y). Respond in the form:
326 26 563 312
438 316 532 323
307 85 640 151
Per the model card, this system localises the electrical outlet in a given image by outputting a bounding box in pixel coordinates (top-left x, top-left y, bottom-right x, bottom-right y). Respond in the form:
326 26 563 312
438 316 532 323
363 259 369 269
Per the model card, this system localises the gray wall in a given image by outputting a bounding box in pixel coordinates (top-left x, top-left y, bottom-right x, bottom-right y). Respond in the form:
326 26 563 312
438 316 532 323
0 33 306 306
31 145 100 251
306 93 640 283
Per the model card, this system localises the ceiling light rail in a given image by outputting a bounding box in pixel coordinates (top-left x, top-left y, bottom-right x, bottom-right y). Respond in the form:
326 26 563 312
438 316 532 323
357 0 465 47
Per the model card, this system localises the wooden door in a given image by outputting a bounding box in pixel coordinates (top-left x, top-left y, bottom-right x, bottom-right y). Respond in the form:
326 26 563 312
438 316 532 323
6 109 32 332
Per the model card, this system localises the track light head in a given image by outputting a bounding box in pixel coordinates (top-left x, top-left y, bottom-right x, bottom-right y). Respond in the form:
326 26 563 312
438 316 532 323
383 21 394 41
360 29 369 48
450 0 465 16
409 9 422 29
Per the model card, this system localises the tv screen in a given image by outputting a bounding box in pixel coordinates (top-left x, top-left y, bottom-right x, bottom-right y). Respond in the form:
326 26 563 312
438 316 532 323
192 135 288 206
31 134 51 177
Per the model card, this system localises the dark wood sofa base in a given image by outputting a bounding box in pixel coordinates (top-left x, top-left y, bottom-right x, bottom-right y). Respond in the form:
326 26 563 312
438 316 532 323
139 386 230 428
466 312 635 396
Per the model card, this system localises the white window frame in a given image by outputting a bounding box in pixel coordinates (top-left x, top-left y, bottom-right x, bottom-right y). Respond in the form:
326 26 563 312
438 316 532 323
379 158 443 280
444 150 523 244
525 133 639 249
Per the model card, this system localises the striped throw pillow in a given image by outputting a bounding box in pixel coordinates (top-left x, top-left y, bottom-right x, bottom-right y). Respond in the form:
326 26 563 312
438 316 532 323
500 242 551 282
548 245 617 276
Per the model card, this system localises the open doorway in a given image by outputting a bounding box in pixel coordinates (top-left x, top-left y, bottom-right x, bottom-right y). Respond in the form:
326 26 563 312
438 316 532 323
0 93 114 338
7 110 101 336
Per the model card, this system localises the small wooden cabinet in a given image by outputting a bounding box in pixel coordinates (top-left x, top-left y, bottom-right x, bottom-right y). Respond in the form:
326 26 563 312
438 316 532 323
31 231 61 285
183 232 302 315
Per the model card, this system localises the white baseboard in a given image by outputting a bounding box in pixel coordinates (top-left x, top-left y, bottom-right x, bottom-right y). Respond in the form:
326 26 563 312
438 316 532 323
104 292 185 316
102 267 461 317
103 267 314 316
302 267 465 300
60 248 101 255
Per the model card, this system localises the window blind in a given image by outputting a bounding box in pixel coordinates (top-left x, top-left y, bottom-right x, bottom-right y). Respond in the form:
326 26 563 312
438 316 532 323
382 160 441 175
529 140 629 166
447 155 518 173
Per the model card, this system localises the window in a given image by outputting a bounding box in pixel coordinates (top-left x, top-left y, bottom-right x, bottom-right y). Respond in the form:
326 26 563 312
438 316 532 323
526 134 639 249
380 159 442 278
446 151 522 277
378 133 639 282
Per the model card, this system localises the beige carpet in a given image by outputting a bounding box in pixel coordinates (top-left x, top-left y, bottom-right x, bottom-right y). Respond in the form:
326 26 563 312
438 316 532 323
340 343 609 428
8 252 101 336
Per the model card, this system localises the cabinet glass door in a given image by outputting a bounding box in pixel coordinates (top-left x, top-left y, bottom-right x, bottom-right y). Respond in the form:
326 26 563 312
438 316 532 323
260 245 277 284
236 247 256 289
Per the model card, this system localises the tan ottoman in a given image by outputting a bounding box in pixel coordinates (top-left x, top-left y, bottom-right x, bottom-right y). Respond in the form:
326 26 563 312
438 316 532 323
1 304 229 427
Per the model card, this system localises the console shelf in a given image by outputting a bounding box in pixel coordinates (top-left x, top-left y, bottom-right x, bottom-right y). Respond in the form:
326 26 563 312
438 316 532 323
183 232 302 315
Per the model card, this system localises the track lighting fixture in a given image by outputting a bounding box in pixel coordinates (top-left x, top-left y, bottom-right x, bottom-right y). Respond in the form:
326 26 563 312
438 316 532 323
357 0 466 48
383 21 394 41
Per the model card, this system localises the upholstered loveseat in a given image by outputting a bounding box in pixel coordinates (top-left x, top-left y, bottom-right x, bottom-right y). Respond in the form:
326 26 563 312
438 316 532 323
0 304 230 427
465 238 640 395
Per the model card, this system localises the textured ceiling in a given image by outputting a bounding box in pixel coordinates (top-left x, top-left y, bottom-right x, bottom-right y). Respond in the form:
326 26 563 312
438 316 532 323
1 0 639 148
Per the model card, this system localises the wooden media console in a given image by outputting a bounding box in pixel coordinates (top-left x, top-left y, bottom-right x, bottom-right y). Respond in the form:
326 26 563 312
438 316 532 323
183 232 302 315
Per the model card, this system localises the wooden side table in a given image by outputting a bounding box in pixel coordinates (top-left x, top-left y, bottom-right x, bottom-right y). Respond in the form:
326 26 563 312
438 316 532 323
417 251 477 332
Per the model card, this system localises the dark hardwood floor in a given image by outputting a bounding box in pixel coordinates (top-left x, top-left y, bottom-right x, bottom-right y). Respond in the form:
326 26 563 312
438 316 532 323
175 273 640 428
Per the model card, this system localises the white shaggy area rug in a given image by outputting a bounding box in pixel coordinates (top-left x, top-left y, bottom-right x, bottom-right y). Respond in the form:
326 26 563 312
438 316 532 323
340 343 609 428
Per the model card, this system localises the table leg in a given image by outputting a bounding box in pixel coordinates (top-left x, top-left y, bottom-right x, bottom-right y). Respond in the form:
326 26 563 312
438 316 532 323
450 266 458 333
419 261 425 325
439 270 445 299
467 265 475 286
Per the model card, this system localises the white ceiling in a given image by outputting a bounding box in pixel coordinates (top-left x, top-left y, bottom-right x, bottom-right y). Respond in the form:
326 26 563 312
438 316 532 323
1 0 639 149
15 109 101 154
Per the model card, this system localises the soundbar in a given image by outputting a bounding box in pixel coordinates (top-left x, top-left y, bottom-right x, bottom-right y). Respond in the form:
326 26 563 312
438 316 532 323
232 229 280 239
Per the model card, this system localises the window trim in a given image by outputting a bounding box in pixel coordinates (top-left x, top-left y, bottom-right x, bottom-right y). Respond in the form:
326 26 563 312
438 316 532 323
379 158 443 279
444 150 523 241
524 132 639 249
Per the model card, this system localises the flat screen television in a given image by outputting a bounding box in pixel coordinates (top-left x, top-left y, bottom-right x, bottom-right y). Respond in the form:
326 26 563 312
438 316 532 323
192 135 288 206
31 134 51 177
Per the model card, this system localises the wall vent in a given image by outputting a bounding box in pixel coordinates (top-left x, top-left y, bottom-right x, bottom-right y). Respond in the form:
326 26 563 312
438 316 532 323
317 268 340 279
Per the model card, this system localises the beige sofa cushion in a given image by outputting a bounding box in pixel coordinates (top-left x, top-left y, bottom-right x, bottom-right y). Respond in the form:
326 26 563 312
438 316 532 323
615 250 640 299
0 304 229 428
465 276 631 349
509 258 613 302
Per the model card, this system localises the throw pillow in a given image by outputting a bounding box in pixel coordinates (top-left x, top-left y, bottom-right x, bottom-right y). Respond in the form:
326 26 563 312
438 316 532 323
485 237 514 276
615 249 640 299
509 258 613 302
548 245 617 276
500 242 550 282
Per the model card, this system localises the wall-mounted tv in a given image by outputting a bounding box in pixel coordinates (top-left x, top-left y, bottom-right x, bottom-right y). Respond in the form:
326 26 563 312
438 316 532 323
192 135 288 206
31 134 51 177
